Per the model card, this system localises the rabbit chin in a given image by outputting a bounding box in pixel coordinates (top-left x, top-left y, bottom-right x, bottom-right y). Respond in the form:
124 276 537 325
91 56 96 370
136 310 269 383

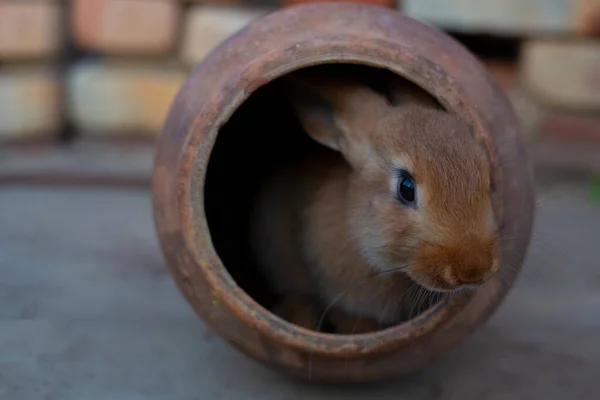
405 269 489 293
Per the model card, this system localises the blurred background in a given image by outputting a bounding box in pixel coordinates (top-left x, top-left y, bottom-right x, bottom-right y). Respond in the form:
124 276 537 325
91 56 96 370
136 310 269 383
1 0 599 182
1 1 599 399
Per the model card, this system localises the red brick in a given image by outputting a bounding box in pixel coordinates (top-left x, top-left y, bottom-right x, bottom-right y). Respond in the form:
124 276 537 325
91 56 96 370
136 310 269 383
67 62 186 136
531 137 600 175
0 142 153 187
539 112 600 146
0 68 60 142
0 1 61 60
71 0 179 55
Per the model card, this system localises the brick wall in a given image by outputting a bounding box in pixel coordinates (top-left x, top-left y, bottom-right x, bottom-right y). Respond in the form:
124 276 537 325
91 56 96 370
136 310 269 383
402 0 600 148
0 0 598 152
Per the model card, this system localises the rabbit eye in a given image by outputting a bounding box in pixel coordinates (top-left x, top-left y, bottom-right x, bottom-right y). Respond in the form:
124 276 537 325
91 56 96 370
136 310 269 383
399 177 415 202
396 169 416 206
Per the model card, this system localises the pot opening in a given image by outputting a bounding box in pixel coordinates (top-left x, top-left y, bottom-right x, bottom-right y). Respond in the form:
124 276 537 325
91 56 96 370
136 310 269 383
204 64 446 334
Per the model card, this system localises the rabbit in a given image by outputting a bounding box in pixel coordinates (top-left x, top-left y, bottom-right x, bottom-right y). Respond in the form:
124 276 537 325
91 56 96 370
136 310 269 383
250 70 500 334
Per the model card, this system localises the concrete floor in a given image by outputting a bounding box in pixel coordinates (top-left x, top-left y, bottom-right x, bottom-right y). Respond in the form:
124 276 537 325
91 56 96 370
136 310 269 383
1 180 599 399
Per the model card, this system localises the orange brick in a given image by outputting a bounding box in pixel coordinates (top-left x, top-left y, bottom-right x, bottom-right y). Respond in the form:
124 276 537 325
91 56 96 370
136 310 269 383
0 142 154 186
521 40 600 112
71 0 179 55
180 5 267 66
0 68 60 142
0 1 61 60
67 62 186 135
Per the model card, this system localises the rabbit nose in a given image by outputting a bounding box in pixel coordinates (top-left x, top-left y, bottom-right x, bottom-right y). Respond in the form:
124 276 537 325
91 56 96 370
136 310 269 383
455 264 492 285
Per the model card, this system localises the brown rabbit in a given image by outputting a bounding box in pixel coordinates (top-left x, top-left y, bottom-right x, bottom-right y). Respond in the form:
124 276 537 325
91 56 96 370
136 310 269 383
250 71 500 334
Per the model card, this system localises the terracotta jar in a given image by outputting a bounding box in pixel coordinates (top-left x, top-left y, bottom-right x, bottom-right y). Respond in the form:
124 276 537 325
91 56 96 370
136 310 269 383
152 3 534 383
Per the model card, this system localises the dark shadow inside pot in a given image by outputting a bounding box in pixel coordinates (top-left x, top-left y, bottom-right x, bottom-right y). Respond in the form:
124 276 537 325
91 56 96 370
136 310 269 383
204 64 444 333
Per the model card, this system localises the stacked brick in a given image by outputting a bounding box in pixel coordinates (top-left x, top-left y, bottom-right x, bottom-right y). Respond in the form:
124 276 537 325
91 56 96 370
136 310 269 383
0 0 274 145
401 0 600 147
67 0 185 139
0 1 61 143
0 0 598 154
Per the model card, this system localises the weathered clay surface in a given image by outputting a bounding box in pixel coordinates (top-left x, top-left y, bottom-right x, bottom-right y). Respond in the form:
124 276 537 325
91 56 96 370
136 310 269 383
152 3 534 382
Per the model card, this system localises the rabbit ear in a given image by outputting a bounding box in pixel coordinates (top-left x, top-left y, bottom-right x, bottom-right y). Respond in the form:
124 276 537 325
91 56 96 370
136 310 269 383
384 75 442 109
285 78 345 151
285 75 391 166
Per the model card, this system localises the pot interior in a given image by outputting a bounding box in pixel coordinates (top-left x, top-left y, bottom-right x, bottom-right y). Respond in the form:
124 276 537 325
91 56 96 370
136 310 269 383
204 64 446 334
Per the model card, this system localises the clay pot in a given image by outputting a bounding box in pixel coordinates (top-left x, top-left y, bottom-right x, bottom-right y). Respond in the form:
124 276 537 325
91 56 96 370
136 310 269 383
152 3 534 383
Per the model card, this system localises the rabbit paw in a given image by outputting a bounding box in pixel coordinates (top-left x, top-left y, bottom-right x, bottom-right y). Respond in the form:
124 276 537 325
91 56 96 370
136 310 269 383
272 295 322 331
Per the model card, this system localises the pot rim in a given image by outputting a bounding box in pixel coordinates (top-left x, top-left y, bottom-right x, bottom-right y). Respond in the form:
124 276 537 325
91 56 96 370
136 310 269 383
176 44 496 356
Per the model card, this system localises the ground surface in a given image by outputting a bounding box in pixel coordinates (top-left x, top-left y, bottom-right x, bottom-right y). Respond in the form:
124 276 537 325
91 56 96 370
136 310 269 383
1 180 599 399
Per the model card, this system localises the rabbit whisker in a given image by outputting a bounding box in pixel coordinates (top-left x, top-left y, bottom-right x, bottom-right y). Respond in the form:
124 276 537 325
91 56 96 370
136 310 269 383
308 262 419 380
